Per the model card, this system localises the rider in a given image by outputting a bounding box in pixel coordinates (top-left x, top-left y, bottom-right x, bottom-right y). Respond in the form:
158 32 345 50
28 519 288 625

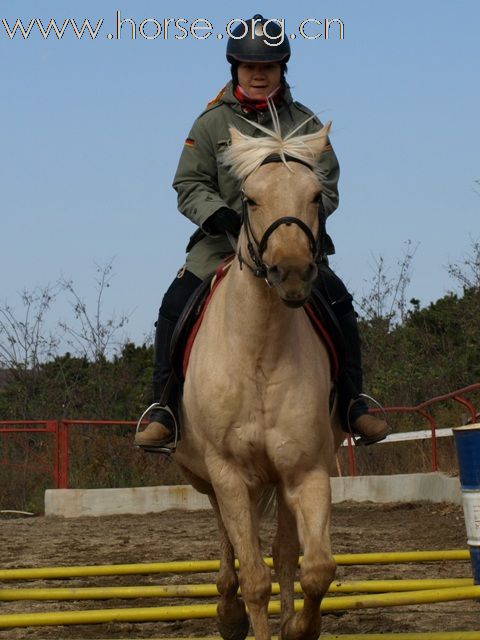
135 15 390 449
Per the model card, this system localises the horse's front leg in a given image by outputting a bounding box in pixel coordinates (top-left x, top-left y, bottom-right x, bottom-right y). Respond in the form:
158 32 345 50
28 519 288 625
272 490 299 631
281 466 336 640
209 494 249 640
208 456 272 640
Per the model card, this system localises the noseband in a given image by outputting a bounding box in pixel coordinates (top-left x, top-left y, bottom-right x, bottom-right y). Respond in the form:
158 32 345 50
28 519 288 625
237 154 327 279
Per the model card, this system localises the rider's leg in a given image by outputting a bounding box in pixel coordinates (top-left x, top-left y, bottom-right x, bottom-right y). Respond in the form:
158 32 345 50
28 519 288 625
315 264 391 445
134 269 202 448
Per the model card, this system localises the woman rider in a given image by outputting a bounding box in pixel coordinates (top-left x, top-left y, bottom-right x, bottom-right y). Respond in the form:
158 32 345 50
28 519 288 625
135 15 390 449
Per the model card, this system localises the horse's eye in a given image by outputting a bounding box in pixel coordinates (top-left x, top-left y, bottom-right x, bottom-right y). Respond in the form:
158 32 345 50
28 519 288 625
312 193 322 204
245 197 257 207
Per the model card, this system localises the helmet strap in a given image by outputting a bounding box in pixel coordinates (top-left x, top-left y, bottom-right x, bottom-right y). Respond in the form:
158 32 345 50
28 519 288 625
230 63 239 86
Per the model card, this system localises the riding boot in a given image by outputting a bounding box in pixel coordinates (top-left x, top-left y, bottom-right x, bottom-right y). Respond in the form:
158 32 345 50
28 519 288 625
315 264 390 445
336 309 391 445
134 313 178 448
135 269 202 449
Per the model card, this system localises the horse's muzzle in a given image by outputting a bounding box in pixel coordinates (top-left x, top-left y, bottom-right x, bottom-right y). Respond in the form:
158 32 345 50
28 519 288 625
266 259 317 307
266 261 318 287
281 296 309 309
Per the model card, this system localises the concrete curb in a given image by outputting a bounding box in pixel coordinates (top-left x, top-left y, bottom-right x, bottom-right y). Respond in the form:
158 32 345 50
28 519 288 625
44 473 461 518
330 473 461 505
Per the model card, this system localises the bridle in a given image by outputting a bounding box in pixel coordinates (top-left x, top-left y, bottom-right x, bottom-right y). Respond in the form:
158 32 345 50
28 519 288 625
235 154 327 279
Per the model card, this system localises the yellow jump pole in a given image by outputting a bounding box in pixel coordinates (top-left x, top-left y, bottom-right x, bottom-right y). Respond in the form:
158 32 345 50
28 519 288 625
0 550 470 581
0 560 222 581
319 585 480 611
0 578 473 602
1 585 480 628
328 578 473 593
332 550 470 565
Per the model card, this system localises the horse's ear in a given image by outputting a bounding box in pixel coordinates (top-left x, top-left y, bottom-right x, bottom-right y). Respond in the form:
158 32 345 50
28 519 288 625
228 127 244 146
306 122 332 158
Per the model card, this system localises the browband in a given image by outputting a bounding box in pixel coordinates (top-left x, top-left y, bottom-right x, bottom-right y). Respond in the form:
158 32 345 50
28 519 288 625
260 153 314 171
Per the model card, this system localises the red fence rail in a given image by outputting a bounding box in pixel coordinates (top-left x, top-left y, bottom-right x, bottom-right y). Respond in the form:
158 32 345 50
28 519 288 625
0 420 61 489
1 383 479 492
344 382 480 476
0 419 138 491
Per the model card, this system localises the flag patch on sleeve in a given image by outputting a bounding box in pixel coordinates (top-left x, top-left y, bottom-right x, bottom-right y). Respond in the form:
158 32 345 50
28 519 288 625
184 137 195 147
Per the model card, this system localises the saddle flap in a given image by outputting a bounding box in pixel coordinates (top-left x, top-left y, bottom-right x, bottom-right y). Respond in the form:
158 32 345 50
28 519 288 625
170 258 234 383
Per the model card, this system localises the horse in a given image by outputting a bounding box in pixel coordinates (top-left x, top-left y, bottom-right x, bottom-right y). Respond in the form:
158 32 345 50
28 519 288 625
173 114 343 640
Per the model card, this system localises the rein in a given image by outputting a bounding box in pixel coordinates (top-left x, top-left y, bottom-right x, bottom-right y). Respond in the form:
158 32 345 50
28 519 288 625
235 154 327 279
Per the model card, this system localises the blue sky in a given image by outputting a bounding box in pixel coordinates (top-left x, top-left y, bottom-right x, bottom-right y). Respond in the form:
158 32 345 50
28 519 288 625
1 1 478 349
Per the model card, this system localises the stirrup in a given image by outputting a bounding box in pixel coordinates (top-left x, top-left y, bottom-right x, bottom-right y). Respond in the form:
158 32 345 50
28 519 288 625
134 402 179 455
347 393 390 447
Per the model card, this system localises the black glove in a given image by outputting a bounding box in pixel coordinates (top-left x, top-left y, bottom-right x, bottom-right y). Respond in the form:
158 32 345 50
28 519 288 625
203 207 241 237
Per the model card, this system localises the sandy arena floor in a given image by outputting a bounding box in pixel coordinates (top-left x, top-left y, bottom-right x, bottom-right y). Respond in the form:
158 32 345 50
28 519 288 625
1 502 479 638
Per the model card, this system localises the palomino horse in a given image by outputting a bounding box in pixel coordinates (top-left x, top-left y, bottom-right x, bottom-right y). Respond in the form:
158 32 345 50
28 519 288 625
174 115 343 640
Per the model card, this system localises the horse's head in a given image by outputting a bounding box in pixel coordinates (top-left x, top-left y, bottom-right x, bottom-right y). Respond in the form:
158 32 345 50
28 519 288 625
223 118 332 307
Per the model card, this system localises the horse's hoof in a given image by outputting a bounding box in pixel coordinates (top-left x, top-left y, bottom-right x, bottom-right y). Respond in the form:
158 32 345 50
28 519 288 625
218 617 250 640
281 614 321 640
217 598 249 640
281 616 295 640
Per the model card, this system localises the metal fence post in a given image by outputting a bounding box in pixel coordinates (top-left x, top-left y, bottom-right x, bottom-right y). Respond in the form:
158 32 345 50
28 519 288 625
58 420 69 489
346 434 356 476
49 420 61 488
418 410 438 472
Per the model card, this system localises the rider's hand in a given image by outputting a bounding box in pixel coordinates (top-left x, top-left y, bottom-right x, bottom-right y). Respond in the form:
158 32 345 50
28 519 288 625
203 208 241 237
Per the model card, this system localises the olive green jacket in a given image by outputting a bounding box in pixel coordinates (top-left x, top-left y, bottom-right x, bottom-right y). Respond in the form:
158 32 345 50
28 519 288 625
172 81 340 280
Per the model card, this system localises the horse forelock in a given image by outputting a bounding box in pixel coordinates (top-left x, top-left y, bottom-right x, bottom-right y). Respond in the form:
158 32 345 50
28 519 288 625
220 111 328 183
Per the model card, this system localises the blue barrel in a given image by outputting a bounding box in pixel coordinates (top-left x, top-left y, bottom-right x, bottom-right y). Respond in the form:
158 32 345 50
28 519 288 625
471 545 480 584
453 424 480 585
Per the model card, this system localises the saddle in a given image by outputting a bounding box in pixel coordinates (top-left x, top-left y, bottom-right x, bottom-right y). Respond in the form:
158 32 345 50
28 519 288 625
170 258 344 385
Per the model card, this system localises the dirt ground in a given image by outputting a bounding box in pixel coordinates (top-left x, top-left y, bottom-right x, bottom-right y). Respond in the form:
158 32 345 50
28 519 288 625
1 502 479 638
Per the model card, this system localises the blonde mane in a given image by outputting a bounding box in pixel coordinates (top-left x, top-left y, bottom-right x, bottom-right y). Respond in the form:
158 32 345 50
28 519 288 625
220 102 330 182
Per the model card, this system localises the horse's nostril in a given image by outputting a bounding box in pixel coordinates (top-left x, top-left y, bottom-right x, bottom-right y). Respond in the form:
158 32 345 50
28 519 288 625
267 265 285 284
302 262 318 283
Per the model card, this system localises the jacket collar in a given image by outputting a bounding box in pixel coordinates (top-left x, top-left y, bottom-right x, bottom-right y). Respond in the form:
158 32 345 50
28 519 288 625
218 81 294 122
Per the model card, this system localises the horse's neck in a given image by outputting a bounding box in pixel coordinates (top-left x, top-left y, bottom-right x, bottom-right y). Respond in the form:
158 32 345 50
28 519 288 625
222 259 297 349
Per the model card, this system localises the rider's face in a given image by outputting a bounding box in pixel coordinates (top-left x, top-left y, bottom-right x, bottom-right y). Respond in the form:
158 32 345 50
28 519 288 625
237 62 282 100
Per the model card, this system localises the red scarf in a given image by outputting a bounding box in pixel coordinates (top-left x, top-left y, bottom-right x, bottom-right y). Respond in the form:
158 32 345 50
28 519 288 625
233 84 284 113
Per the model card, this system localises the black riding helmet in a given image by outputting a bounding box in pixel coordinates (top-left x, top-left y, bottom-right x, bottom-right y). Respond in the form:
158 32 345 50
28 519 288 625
226 14 291 63
227 15 290 87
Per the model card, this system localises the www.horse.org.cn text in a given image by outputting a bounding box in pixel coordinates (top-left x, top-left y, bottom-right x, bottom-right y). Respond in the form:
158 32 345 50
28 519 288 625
0 14 345 42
